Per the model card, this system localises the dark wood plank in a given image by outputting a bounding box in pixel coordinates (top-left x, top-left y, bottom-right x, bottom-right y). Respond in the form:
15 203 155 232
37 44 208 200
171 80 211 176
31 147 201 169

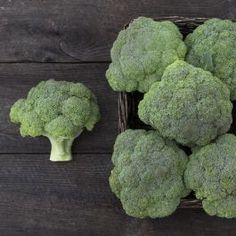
0 63 117 154
0 0 235 62
0 154 235 236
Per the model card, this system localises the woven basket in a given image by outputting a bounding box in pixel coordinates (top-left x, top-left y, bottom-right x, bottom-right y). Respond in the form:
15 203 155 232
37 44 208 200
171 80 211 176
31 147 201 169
117 17 211 208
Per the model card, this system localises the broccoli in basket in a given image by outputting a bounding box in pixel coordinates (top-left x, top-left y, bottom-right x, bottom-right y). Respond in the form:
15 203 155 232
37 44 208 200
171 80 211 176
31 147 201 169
106 16 186 93
185 134 236 218
138 60 232 147
109 129 189 218
185 18 236 100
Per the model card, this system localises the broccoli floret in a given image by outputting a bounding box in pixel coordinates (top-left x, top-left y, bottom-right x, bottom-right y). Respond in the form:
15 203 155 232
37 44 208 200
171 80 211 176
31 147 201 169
10 79 100 162
106 16 186 92
185 134 236 218
185 18 236 100
138 60 232 147
109 129 189 218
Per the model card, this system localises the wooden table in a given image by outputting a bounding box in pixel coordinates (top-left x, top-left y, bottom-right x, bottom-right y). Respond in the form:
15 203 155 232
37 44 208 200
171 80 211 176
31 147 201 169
0 1 235 235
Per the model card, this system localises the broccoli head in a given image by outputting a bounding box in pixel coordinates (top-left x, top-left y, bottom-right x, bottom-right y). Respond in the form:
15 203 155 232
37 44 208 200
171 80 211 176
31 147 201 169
185 18 236 100
106 16 186 92
109 129 189 218
185 134 236 218
138 60 232 147
10 79 100 162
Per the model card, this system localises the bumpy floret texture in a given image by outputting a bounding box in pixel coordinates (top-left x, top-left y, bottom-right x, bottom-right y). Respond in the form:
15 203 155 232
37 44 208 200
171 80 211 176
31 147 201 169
106 16 186 92
185 134 236 218
109 129 189 218
185 18 236 100
138 60 232 147
10 79 100 138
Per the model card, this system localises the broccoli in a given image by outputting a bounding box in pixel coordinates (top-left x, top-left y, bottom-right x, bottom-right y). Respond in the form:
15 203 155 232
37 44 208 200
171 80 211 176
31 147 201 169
185 134 236 218
109 129 189 218
185 18 236 100
138 60 232 147
106 16 186 93
10 79 100 162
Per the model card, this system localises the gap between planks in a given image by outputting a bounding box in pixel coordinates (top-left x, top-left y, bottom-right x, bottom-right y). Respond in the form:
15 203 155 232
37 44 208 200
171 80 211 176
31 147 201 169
0 61 111 64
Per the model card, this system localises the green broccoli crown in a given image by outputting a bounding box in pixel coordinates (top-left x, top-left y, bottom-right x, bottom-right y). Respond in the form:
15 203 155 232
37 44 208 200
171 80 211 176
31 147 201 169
185 134 236 218
138 60 232 147
106 16 186 93
109 129 189 218
10 79 100 139
185 18 236 100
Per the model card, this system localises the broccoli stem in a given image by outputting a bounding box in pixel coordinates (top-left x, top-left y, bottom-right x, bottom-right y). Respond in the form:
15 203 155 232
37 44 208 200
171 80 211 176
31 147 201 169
47 137 75 162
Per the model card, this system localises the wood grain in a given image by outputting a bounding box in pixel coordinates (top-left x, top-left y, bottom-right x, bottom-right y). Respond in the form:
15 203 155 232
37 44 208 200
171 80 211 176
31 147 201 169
0 154 235 236
0 0 235 235
0 63 117 154
0 0 235 62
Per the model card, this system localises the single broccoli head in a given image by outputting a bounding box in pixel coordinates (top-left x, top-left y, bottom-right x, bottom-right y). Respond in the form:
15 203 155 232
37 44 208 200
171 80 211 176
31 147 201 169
185 18 236 100
185 134 236 218
109 129 189 218
138 60 232 147
10 79 100 162
106 16 186 93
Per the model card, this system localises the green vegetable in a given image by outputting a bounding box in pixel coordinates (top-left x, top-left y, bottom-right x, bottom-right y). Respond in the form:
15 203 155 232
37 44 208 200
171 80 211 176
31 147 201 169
106 16 186 92
185 18 236 100
10 79 100 162
138 60 232 147
185 134 236 218
109 129 189 218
